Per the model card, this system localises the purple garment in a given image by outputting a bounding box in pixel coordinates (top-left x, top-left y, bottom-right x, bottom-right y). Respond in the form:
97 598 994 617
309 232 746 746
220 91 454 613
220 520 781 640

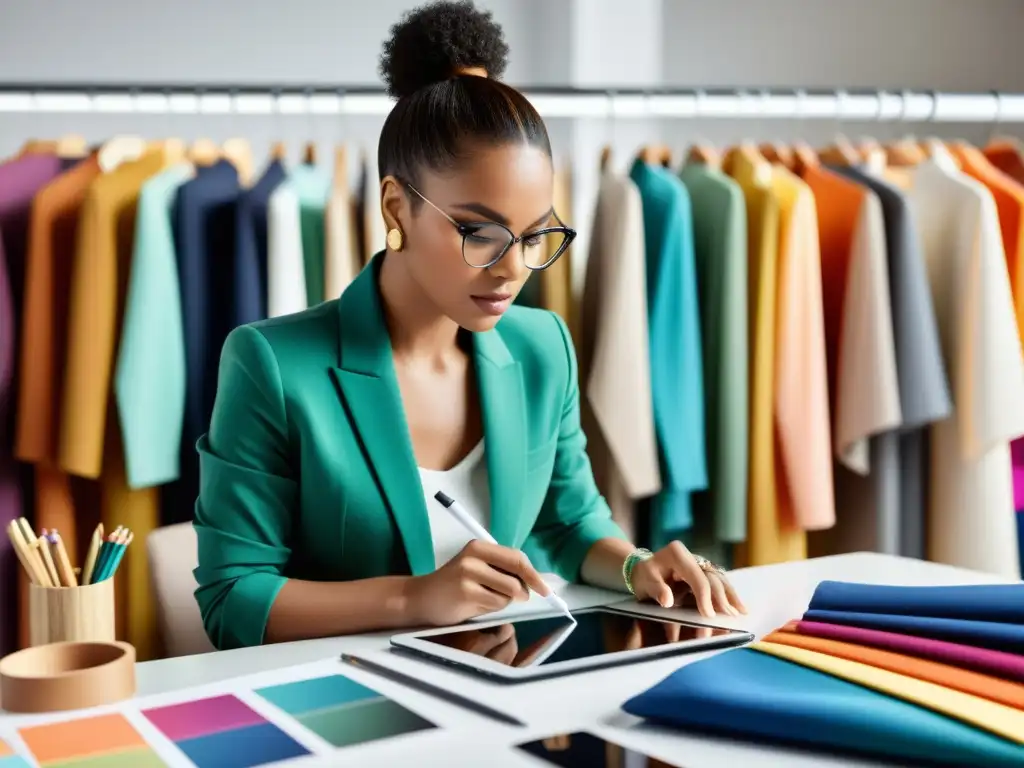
794 620 1024 683
0 153 64 656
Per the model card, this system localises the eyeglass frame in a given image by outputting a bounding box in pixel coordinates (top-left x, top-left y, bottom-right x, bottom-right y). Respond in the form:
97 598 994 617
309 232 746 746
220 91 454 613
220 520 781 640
402 181 577 271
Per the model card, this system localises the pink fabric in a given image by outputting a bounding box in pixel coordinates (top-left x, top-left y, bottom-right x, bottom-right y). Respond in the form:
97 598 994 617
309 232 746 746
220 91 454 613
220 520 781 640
1011 439 1024 508
794 620 1024 682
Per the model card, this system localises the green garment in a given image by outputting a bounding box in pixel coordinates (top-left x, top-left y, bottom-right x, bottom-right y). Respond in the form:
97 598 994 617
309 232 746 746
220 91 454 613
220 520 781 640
679 163 749 553
114 163 193 488
290 164 332 307
193 252 627 650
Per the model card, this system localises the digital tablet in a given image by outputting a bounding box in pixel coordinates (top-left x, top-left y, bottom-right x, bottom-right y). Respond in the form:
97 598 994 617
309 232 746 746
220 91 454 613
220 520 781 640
516 730 682 767
389 606 753 682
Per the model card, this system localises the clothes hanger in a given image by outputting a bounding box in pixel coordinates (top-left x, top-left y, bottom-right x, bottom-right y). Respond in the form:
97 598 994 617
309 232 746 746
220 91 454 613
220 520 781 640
222 137 254 185
97 135 148 173
659 146 674 169
599 145 613 171
818 134 861 166
637 144 664 165
790 140 819 176
687 143 721 167
303 141 318 165
270 141 288 161
758 142 792 167
188 137 221 166
54 134 88 158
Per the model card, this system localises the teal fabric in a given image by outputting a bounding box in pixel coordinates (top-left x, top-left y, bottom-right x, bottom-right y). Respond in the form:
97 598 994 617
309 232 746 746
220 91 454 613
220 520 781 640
679 162 748 554
629 160 706 546
623 648 1024 766
115 163 192 488
289 163 332 308
194 252 627 649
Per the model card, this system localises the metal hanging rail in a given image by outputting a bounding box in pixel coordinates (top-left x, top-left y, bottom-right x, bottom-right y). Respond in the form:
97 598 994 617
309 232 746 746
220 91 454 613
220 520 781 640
0 83 1022 122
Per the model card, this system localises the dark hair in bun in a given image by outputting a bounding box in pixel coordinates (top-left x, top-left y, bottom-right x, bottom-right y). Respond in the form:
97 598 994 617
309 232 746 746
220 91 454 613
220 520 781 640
377 0 551 196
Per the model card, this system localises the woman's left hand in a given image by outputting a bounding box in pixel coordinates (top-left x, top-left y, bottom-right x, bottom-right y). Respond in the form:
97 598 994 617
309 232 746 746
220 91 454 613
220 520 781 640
629 541 747 618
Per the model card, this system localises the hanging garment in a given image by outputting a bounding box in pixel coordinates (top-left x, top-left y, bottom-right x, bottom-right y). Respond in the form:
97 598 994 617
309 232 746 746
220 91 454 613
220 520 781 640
984 139 1024 186
578 169 660 541
770 165 835 533
15 156 101 559
751 641 1024 744
324 150 361 300
907 148 1024 579
678 162 748 555
290 163 332 309
60 148 172 661
114 163 193 490
0 153 63 657
629 159 707 547
234 158 285 325
162 159 240 528
623 647 1024 767
724 148 806 566
266 180 307 317
831 166 952 559
360 155 386 265
539 165 575 333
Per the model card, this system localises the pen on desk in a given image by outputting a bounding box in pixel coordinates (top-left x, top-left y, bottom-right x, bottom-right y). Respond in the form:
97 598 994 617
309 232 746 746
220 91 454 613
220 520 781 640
341 653 526 727
433 490 574 621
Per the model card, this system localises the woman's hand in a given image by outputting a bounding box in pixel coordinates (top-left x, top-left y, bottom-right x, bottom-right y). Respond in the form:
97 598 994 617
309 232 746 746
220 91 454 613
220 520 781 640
404 540 550 626
629 541 747 618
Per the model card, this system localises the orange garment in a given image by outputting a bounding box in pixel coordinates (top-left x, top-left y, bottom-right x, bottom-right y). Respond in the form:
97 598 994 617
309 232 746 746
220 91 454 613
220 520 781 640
951 143 1024 344
766 629 1024 711
984 140 1024 186
59 150 169 660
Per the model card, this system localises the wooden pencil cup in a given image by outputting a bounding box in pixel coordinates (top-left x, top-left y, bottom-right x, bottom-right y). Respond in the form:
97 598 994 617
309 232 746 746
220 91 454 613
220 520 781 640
0 641 136 713
28 578 116 647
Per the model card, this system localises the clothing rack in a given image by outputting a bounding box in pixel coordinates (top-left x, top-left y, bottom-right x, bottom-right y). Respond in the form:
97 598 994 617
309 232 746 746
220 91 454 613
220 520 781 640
1 83 1023 122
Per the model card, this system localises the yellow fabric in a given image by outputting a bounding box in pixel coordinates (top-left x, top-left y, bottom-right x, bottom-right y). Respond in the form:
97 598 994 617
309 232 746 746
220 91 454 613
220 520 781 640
540 165 576 337
751 641 1024 745
725 148 806 566
61 148 171 660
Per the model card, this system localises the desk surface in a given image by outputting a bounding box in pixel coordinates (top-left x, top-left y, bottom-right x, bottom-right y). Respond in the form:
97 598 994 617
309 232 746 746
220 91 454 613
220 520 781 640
136 553 1007 767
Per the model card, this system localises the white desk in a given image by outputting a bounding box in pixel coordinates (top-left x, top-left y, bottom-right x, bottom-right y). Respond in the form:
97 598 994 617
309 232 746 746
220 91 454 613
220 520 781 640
136 553 1007 767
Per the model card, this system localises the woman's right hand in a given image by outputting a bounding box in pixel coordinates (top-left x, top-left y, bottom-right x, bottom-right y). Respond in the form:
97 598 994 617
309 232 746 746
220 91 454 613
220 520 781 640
404 540 551 626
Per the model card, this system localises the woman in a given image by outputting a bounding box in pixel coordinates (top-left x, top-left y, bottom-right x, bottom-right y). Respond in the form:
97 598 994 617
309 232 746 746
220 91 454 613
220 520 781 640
194 0 746 651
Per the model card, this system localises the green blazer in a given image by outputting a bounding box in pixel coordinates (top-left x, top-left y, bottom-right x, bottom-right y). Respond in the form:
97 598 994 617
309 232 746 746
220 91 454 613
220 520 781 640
194 253 626 649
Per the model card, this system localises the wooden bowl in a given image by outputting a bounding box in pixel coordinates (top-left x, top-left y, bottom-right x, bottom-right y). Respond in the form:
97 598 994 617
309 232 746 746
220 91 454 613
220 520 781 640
0 641 135 713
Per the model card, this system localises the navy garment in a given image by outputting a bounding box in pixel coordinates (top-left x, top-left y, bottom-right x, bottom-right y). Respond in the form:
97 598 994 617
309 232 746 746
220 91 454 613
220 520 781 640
164 160 239 525
807 580 1024 623
233 160 285 326
623 648 1024 766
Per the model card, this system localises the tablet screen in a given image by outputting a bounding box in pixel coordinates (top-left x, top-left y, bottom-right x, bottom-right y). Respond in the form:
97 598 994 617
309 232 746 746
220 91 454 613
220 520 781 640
419 609 735 668
517 730 681 767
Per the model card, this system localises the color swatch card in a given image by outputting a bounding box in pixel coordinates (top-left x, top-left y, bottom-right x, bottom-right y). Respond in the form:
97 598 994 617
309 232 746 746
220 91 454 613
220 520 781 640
253 674 435 749
141 694 309 768
18 713 165 767
0 738 31 767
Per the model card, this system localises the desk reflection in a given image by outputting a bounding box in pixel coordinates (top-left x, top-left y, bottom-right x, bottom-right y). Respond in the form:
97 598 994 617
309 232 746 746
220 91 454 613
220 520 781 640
520 731 681 767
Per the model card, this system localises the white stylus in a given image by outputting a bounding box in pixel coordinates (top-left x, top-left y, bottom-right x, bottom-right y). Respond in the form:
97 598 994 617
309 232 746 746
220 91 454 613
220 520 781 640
434 490 575 622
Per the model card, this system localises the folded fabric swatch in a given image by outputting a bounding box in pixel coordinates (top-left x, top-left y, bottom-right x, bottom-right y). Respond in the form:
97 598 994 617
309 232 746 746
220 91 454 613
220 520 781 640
751 641 1024 744
803 609 1024 653
622 648 1024 766
765 630 1024 709
809 581 1024 623
792 620 1024 682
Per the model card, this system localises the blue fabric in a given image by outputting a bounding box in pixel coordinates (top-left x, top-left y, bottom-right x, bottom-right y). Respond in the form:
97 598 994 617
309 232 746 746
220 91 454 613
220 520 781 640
1018 511 1024 571
629 160 706 545
808 580 1024 622
234 159 285 326
802 610 1024 653
622 648 1024 766
164 160 240 525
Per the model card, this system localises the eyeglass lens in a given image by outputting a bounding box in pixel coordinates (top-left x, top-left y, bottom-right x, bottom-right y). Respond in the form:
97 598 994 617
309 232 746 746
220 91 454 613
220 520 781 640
462 222 570 269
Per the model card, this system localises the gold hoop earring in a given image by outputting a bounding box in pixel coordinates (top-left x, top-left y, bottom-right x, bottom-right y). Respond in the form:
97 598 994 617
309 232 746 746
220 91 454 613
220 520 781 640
386 228 405 252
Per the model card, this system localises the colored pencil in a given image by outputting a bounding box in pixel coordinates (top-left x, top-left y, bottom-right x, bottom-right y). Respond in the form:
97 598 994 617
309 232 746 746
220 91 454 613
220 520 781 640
50 530 78 587
82 524 103 585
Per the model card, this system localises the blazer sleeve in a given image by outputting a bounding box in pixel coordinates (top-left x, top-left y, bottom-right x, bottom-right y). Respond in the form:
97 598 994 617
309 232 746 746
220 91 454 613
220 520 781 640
529 312 629 580
193 324 297 650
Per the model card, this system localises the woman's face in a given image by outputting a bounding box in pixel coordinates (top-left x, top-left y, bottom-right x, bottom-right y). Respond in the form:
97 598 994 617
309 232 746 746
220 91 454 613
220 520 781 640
384 142 555 332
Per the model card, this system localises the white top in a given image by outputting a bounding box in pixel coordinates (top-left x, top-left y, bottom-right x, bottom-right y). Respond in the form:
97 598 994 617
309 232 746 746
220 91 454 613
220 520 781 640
418 440 491 569
266 180 308 318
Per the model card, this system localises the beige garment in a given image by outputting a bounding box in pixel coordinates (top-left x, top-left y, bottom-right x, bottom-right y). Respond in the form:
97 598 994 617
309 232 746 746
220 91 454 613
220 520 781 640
540 166 576 336
362 154 387 263
324 146 362 299
908 149 1024 579
578 170 661 539
834 190 902 472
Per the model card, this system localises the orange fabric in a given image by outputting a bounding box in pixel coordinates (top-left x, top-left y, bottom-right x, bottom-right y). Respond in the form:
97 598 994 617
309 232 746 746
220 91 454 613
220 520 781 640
985 141 1024 186
951 143 1024 345
766 629 1024 710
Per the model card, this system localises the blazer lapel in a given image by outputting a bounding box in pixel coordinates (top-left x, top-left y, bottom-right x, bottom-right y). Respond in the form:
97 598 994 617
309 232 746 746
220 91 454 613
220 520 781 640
329 257 434 576
474 329 527 548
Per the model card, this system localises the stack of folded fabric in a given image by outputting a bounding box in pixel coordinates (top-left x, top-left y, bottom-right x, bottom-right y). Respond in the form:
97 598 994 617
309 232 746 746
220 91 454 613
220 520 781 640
623 581 1024 766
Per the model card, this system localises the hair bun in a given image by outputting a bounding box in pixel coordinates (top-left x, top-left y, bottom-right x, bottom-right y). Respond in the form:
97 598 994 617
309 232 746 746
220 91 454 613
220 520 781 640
379 0 510 99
